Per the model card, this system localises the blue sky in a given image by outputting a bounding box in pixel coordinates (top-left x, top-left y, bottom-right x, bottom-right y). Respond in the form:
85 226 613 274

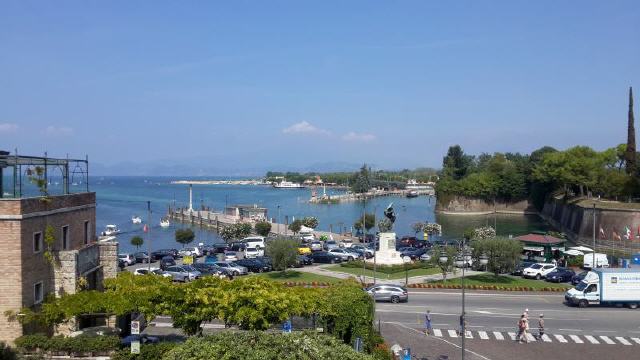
1 1 639 175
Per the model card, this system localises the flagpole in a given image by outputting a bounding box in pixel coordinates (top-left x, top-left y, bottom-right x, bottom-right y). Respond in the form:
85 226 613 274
592 204 596 269
147 201 152 272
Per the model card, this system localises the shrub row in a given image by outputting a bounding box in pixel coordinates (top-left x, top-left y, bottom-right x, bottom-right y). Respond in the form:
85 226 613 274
408 283 568 292
14 334 120 354
340 260 429 274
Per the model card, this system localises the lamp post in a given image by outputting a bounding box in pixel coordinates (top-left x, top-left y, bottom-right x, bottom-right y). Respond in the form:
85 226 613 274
439 244 489 360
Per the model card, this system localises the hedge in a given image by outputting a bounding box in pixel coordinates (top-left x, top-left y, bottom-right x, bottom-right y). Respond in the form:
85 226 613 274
112 343 178 360
407 283 568 292
14 334 120 354
340 260 431 274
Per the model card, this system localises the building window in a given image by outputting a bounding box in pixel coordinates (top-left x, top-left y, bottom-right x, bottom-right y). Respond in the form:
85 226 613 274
33 232 42 253
62 225 69 250
34 282 43 304
84 221 90 244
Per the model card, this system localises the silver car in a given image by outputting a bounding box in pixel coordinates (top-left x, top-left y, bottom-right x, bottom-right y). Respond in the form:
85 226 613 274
164 265 201 282
328 248 358 261
214 261 248 276
365 284 408 303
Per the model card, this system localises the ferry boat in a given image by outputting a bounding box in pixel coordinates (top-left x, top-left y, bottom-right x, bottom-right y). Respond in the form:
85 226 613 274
273 181 306 189
131 215 142 224
406 190 419 198
160 218 170 228
101 225 121 236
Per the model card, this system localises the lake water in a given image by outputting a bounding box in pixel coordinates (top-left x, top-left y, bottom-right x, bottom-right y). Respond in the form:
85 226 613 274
77 176 552 252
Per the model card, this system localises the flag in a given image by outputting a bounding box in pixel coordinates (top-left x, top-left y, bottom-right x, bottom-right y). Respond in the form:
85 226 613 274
624 226 632 240
612 230 621 242
143 224 149 233
636 225 640 239
599 226 606 239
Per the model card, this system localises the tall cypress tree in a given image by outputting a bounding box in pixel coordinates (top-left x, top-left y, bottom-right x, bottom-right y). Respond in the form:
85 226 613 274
625 87 636 174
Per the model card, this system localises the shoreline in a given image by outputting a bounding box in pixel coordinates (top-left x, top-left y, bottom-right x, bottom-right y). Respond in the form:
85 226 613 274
437 210 540 216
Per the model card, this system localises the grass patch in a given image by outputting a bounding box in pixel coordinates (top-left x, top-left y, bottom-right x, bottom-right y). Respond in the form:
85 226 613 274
255 270 341 283
429 274 571 290
325 264 441 280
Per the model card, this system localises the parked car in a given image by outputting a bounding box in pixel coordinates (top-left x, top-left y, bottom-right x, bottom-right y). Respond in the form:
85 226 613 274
546 267 576 283
211 243 230 254
324 240 340 251
133 267 171 278
229 242 247 252
121 334 159 346
133 251 151 263
511 261 536 276
340 239 354 248
159 256 176 270
310 241 323 251
255 256 273 268
244 247 264 259
328 248 358 261
235 258 272 273
397 236 418 248
350 244 374 258
243 236 266 249
164 265 201 282
298 244 312 255
192 263 231 278
522 263 557 280
214 261 248 276
420 250 433 262
118 253 135 266
117 258 126 270
310 251 343 264
297 255 314 266
571 270 589 285
413 240 431 249
151 249 178 260
224 251 240 261
365 284 408 303
399 247 426 260
300 234 315 243
178 246 202 258
347 247 367 259
199 244 217 256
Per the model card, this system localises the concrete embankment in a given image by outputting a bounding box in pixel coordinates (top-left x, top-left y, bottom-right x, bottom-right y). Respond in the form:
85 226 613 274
435 194 538 215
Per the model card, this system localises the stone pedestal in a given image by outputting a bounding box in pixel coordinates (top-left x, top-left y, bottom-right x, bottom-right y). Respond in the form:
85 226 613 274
366 232 404 265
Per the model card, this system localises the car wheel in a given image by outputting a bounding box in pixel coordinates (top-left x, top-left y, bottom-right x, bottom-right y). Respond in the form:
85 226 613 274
390 296 400 304
348 256 354 261
234 271 240 276
628 303 638 309
535 274 541 280
578 300 588 308
330 259 335 264
258 268 263 273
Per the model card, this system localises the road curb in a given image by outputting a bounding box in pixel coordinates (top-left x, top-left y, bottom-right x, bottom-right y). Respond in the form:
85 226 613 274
408 283 569 292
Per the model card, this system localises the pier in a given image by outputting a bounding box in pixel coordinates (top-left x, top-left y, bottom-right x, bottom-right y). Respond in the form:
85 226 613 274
309 188 435 203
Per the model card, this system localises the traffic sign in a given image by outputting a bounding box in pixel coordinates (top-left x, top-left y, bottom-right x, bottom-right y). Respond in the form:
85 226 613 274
131 320 140 335
282 319 292 334
183 255 193 265
131 340 140 354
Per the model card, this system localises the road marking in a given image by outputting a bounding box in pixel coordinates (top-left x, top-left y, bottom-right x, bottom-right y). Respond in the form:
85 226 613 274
630 337 640 345
541 334 552 342
554 334 568 343
569 335 583 344
526 333 536 342
593 330 616 333
433 329 442 337
615 337 632 346
508 332 517 341
478 331 489 340
599 336 615 344
584 335 600 344
493 332 504 340
448 330 458 338
408 291 562 298
558 328 583 332
465 331 473 339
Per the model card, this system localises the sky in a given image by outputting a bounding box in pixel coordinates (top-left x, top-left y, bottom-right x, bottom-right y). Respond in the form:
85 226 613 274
1 1 639 175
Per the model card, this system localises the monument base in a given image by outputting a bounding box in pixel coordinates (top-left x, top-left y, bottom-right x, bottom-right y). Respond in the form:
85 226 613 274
365 232 405 265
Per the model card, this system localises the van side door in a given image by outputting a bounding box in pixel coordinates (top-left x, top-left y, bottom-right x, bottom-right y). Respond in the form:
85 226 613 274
584 284 600 304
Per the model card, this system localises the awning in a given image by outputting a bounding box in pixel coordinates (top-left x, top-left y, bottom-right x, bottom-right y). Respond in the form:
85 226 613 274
563 249 584 256
523 246 544 252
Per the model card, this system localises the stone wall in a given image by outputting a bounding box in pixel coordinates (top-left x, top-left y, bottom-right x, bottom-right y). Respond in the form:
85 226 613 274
436 194 537 214
0 218 24 345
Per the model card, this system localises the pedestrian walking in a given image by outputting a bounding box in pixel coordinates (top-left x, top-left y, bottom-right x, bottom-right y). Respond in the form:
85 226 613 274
517 315 529 343
458 312 466 336
424 310 433 335
538 314 545 339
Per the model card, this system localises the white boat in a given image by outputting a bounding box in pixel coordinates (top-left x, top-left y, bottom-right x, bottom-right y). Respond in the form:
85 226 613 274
101 225 121 236
160 218 170 228
273 181 306 189
131 216 142 224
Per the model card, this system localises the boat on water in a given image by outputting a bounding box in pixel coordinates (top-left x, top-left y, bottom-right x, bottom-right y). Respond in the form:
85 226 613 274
406 190 419 198
273 181 306 189
131 215 142 224
160 218 170 228
101 225 121 236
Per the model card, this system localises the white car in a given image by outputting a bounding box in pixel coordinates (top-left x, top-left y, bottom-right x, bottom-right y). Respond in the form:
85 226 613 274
244 247 264 259
118 253 135 266
328 248 357 261
178 247 202 258
243 236 265 249
224 251 239 261
301 234 315 242
340 239 354 248
522 263 557 280
134 267 171 278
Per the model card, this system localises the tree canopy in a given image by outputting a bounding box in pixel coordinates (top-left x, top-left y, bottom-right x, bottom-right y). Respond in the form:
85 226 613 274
174 229 195 247
265 238 299 271
254 221 272 237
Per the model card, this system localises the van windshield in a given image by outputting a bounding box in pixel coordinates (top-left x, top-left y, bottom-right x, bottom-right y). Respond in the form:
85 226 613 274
530 264 542 269
575 282 587 291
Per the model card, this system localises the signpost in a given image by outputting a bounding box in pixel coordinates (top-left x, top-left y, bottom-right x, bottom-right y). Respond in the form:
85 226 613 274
131 341 140 354
282 319 292 334
131 320 140 335
183 255 194 265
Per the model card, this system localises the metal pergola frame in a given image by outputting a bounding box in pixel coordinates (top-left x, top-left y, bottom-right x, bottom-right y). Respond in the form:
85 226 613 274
0 150 89 198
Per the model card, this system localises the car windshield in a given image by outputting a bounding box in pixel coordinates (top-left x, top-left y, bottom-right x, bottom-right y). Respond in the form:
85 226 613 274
530 264 543 269
227 252 236 255
182 265 197 272
575 282 587 291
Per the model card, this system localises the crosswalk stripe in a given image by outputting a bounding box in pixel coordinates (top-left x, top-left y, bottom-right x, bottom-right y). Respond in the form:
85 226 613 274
433 329 442 337
448 330 458 338
541 334 552 342
526 333 537 342
554 334 568 343
599 336 615 344
584 335 600 344
465 331 473 339
508 332 517 341
478 331 489 340
569 335 583 344
631 338 640 345
493 332 504 340
616 337 632 346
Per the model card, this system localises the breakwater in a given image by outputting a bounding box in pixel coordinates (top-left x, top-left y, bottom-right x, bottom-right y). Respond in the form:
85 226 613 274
309 189 435 203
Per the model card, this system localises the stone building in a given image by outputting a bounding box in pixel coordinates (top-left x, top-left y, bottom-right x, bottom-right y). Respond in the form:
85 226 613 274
0 151 117 344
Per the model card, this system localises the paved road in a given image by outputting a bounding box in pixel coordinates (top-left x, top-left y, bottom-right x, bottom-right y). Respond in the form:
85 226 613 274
378 289 640 359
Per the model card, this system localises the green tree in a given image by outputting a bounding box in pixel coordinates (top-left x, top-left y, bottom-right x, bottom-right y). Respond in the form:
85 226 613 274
288 219 302 235
254 221 272 237
442 145 473 180
471 237 522 276
377 219 392 233
175 228 195 247
236 223 252 239
411 222 424 236
351 164 371 194
130 236 144 249
354 213 375 233
429 245 458 282
301 216 319 229
266 238 299 271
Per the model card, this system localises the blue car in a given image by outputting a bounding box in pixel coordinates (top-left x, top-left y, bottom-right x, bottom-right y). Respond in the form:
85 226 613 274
545 267 575 283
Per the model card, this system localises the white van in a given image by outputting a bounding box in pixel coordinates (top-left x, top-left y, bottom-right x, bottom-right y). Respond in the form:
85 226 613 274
243 236 265 249
583 253 609 269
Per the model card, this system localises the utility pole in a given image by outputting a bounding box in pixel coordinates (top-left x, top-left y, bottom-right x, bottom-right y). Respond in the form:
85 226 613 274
147 201 152 272
593 204 596 269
